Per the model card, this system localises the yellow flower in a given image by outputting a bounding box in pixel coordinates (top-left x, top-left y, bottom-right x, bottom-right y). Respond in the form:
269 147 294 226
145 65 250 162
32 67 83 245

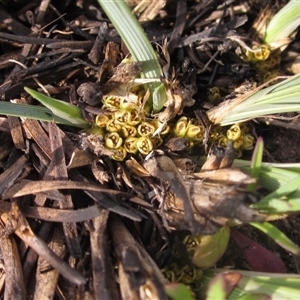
252 45 270 61
162 269 177 283
151 136 163 148
124 137 138 154
226 124 241 141
233 136 244 149
151 120 170 135
183 235 201 257
120 98 139 111
106 119 122 132
235 149 242 158
95 115 110 128
114 109 131 125
102 95 120 109
105 132 123 149
173 116 190 137
127 109 142 126
186 124 204 141
179 265 198 284
242 134 255 150
136 137 153 155
111 147 127 161
121 124 137 137
208 87 221 102
217 135 228 148
137 122 155 137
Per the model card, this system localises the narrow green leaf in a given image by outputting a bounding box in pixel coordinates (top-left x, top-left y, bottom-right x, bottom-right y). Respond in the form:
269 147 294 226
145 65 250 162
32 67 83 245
250 222 300 255
264 1 300 44
204 269 300 300
253 198 300 213
24 87 89 128
257 173 300 204
97 0 166 112
0 101 86 128
238 274 300 299
248 137 264 191
214 74 300 125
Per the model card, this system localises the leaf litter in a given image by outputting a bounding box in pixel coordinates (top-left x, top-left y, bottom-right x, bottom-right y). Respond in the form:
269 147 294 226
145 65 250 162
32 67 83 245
0 0 300 299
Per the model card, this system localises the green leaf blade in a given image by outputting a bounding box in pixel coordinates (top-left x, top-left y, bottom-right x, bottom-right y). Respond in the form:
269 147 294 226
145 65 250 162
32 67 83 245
250 222 300 255
24 87 89 128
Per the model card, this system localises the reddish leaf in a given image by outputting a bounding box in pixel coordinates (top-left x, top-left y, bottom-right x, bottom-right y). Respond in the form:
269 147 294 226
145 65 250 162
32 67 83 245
230 227 286 273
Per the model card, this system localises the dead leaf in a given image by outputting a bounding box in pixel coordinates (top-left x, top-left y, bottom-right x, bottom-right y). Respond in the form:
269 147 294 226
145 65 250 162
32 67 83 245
0 202 86 285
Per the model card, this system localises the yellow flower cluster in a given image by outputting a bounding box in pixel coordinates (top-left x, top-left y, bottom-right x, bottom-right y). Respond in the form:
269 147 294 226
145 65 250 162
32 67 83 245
210 123 255 158
94 95 170 161
243 45 280 82
244 45 271 62
172 116 205 148
93 94 254 161
161 262 202 292
161 226 230 293
92 95 206 160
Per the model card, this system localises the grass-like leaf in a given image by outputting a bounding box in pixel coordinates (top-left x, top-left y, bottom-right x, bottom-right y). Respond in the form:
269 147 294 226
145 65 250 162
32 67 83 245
248 137 264 191
209 73 300 126
24 87 89 128
250 222 300 255
234 159 300 213
0 101 87 128
264 1 300 45
97 0 166 112
204 269 300 300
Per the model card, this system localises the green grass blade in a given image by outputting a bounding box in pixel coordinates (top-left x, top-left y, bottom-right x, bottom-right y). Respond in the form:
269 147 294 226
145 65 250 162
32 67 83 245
24 87 89 128
0 101 86 127
264 1 300 45
250 222 300 255
204 269 300 300
97 0 166 112
248 137 264 191
215 74 300 125
235 161 300 213
256 172 300 205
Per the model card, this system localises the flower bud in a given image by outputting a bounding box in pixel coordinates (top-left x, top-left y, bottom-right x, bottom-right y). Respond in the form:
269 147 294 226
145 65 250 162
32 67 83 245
173 116 190 137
